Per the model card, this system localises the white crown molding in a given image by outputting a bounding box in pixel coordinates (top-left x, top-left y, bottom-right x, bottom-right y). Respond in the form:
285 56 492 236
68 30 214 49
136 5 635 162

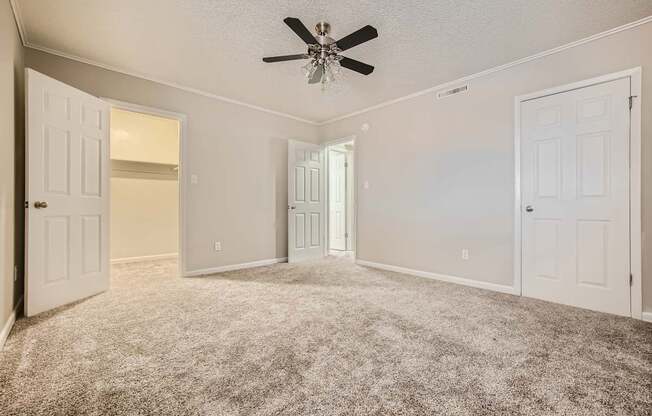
22 42 319 125
10 0 318 126
9 0 26 45
317 15 652 125
10 1 651 126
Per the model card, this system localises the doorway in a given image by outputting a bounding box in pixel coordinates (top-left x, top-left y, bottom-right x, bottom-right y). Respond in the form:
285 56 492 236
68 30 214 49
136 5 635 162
516 68 642 317
24 70 189 317
326 138 355 257
106 100 186 276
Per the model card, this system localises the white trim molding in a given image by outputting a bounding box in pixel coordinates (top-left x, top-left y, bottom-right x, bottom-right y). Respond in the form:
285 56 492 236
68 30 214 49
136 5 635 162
111 253 178 265
642 312 652 323
8 0 26 44
9 0 651 126
317 16 652 125
30 42 318 125
514 67 643 319
10 0 316 126
1 297 23 350
356 260 518 295
185 257 288 277
323 135 358 259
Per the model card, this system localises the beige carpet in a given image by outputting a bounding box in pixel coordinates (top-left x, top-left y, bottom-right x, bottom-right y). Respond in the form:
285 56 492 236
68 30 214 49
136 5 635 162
1 257 650 415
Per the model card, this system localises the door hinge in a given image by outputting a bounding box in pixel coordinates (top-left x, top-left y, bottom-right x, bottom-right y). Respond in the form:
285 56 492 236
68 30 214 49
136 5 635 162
344 162 348 168
24 201 28 208
629 273 633 286
629 95 637 110
345 233 349 238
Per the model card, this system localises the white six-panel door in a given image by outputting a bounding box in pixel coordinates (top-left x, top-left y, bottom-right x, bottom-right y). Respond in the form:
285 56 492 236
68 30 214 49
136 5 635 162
329 150 347 251
26 69 110 316
521 77 630 316
288 140 325 262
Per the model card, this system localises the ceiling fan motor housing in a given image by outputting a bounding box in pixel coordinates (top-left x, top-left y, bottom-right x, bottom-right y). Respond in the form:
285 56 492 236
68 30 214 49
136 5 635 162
315 21 330 36
315 21 336 48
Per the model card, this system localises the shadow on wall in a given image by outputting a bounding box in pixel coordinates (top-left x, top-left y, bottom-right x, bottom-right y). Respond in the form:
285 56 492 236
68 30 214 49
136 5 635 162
272 137 288 259
13 59 25 315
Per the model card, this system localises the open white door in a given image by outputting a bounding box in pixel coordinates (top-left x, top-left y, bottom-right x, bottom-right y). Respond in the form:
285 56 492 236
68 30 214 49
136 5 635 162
25 69 110 316
288 140 325 262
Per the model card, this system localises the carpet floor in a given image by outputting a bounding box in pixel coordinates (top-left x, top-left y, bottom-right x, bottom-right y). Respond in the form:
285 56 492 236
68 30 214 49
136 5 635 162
0 257 650 415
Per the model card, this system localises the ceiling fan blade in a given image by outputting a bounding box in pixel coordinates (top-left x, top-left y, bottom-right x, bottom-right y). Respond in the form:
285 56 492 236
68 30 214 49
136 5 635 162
309 65 323 84
335 25 378 51
339 57 374 75
262 54 308 63
284 17 317 45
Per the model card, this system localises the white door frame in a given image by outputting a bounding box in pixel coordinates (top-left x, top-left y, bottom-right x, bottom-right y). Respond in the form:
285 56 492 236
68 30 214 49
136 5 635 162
324 135 357 257
101 98 188 278
513 67 642 319
327 149 347 251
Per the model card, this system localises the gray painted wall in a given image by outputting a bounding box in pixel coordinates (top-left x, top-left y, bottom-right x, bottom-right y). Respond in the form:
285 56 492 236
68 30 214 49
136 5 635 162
7 18 652 318
319 22 652 312
0 0 25 331
25 48 320 273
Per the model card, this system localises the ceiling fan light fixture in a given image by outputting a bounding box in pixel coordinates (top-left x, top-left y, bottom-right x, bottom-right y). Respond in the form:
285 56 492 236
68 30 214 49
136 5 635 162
263 18 378 91
301 60 317 79
321 59 339 87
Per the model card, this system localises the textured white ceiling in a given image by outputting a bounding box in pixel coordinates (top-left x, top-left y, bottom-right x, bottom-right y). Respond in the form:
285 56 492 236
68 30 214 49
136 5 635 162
14 0 652 123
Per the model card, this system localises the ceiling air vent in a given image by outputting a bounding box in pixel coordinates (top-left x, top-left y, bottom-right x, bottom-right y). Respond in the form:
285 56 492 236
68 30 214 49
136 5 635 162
436 84 468 99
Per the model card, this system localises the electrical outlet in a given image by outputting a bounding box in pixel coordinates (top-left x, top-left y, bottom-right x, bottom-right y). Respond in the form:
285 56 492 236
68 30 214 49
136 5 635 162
461 249 470 260
214 241 222 252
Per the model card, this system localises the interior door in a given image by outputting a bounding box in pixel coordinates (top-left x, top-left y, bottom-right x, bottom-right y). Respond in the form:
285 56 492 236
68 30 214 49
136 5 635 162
521 77 630 316
25 69 110 316
288 140 325 262
329 150 347 251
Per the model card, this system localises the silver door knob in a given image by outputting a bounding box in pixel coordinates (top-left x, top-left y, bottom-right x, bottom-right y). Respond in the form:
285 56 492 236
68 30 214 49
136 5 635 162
34 201 48 209
525 205 534 212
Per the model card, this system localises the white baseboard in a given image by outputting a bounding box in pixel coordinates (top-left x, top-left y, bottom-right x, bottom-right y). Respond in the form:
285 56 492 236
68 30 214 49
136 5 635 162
111 253 178 265
1 296 23 350
642 312 652 323
185 257 288 277
356 259 518 295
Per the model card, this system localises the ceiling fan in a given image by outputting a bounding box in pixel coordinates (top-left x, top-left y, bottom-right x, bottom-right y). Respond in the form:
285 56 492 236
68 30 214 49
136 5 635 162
262 18 378 89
